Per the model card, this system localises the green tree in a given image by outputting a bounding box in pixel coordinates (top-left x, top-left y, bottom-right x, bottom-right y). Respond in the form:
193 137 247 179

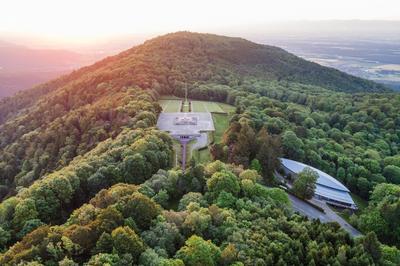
13 199 38 229
207 171 240 199
381 244 400 266
249 159 262 174
255 127 282 178
357 177 372 199
239 169 261 182
361 232 381 262
358 183 400 247
16 219 44 239
111 226 145 259
141 219 183 256
94 232 113 254
282 131 304 160
178 192 207 211
383 165 400 184
231 120 256 166
117 193 160 230
292 168 318 199
0 227 11 250
86 253 121 266
175 235 221 266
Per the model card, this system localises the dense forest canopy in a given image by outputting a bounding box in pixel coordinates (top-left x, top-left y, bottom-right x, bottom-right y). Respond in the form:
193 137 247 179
0 32 399 265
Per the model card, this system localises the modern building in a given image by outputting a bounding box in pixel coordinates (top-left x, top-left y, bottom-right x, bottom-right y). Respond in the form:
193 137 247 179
280 158 357 210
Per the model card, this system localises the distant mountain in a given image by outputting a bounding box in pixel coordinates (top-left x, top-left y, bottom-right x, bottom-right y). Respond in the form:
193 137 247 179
0 41 83 71
0 41 100 98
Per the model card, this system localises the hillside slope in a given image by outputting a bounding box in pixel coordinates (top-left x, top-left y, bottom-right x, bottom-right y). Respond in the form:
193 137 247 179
0 31 395 199
0 32 387 192
0 32 399 264
0 32 388 122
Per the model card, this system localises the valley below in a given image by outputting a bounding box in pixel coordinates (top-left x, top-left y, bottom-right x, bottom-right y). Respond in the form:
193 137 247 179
266 37 400 90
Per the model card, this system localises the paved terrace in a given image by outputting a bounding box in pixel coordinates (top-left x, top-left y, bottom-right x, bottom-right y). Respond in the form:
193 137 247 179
157 112 215 134
157 111 215 170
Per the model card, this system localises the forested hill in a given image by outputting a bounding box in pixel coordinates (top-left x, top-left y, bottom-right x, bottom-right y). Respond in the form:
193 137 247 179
0 32 399 265
0 32 388 122
141 32 388 93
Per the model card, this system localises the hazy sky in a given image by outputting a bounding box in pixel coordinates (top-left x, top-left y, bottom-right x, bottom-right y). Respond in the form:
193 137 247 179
1 0 399 43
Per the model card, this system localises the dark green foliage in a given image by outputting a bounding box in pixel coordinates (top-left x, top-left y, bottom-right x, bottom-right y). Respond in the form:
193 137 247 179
383 165 400 184
117 192 161 231
356 183 400 247
16 219 44 239
361 232 382 262
0 227 10 250
141 217 184 256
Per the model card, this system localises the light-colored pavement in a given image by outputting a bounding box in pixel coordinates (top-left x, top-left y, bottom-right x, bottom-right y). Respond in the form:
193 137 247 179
275 171 362 237
157 112 215 134
311 198 362 237
158 98 215 169
289 194 328 221
288 194 362 237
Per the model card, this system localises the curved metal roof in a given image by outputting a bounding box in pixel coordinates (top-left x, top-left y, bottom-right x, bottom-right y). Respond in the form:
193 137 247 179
315 184 354 205
280 158 349 192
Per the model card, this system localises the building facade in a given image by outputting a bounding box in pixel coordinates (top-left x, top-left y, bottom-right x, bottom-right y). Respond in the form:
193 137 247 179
280 158 357 210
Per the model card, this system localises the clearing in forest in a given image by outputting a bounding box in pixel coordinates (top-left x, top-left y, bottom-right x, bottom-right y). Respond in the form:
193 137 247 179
157 97 235 166
158 99 182 112
191 100 225 113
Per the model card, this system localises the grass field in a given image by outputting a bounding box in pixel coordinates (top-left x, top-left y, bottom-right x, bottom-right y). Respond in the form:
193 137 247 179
191 100 225 113
158 99 182 112
193 148 212 163
192 132 213 164
212 113 230 143
182 100 190 112
218 102 236 114
191 114 230 164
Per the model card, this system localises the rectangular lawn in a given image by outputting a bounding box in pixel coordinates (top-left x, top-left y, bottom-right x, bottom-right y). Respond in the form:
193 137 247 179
158 99 182 112
212 113 229 143
191 100 225 113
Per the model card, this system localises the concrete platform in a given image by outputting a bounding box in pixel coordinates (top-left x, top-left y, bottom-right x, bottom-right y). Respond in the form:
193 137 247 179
157 112 215 134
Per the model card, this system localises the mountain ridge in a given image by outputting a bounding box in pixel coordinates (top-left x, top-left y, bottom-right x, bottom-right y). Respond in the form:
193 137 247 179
0 31 390 125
